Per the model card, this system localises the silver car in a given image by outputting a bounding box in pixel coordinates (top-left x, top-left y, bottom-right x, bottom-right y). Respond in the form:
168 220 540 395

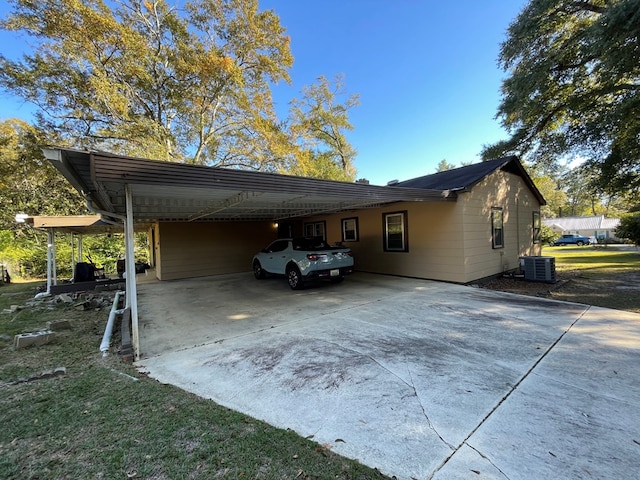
252 237 354 289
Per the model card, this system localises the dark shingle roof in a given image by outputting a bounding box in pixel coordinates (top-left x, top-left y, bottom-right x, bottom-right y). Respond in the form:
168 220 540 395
397 156 546 205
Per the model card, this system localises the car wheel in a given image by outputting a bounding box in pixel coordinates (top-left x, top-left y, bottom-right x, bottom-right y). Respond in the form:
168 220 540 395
253 260 266 279
329 276 344 284
286 265 304 290
576 241 584 246
559 242 566 246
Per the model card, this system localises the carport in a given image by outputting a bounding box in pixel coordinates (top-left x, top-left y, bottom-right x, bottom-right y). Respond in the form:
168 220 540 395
136 272 640 479
43 147 455 359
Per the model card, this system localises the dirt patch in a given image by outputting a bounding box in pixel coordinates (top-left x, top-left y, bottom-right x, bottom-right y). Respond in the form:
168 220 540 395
480 270 640 314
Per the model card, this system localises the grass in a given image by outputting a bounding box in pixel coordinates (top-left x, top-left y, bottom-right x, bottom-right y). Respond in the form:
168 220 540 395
542 245 640 313
0 281 388 480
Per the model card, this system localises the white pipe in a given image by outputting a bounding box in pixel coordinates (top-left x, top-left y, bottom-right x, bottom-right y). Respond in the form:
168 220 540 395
100 290 124 356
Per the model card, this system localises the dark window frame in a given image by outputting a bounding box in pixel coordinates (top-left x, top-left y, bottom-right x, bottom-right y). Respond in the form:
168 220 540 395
532 211 541 244
303 221 326 240
341 217 359 242
383 211 408 252
492 207 504 249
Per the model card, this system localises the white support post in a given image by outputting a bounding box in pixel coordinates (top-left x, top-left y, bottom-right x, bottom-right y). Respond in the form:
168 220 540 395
125 184 140 360
70 234 75 275
46 230 53 293
78 234 83 263
51 229 57 286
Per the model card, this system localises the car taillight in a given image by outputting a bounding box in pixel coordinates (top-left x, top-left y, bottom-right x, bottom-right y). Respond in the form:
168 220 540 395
307 254 327 261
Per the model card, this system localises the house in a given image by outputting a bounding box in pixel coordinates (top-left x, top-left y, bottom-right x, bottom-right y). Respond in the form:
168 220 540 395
43 148 545 359
542 215 621 242
44 148 545 285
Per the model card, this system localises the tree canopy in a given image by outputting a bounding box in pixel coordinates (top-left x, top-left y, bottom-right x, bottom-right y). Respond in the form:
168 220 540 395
0 0 358 177
283 75 359 181
483 0 640 198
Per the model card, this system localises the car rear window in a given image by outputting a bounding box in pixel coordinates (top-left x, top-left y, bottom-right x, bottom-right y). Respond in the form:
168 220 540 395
293 237 331 250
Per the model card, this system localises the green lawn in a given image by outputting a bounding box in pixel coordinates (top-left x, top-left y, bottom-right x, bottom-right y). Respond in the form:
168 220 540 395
0 282 388 480
542 245 640 313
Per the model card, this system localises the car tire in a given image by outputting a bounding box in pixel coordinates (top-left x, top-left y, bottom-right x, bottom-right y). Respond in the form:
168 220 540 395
576 241 584 246
329 276 344 284
559 242 566 246
286 265 304 290
253 260 266 279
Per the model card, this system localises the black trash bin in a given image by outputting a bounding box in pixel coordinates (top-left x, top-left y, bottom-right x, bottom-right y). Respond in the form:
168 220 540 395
74 262 96 282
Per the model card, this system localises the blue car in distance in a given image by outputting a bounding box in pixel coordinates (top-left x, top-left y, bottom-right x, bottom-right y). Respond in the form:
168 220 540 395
553 234 591 246
252 237 354 290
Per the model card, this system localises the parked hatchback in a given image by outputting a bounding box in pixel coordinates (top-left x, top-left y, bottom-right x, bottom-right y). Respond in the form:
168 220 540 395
252 237 354 289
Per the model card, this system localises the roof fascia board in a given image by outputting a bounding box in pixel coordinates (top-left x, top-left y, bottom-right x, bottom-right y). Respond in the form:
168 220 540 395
89 152 454 202
42 147 87 195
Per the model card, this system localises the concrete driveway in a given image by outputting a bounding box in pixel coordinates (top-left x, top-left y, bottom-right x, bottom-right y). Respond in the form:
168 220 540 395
135 272 640 479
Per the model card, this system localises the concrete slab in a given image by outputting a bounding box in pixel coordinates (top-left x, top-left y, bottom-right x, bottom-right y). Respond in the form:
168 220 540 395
135 273 640 479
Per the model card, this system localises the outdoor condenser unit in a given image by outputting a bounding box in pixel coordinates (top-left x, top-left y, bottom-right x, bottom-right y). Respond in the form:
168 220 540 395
521 256 556 283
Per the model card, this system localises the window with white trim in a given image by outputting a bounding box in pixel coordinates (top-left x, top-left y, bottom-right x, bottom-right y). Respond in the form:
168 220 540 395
383 211 408 252
341 217 359 242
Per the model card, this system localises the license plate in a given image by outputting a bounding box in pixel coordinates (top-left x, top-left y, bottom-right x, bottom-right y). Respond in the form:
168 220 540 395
330 269 340 277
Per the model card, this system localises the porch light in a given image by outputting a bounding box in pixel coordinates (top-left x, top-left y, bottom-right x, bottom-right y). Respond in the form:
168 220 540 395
15 213 29 223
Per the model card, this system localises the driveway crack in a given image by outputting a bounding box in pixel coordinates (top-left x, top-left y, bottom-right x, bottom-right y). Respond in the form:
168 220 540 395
323 339 454 451
407 367 455 450
427 306 591 479
465 443 511 479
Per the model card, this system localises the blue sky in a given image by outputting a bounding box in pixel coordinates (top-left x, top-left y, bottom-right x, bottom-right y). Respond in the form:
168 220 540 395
0 0 527 185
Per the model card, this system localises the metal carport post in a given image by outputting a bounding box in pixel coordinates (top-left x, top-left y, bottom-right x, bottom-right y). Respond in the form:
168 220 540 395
124 184 140 361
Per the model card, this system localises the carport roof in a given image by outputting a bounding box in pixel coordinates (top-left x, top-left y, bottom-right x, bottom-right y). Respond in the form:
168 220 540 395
43 147 456 223
24 215 150 234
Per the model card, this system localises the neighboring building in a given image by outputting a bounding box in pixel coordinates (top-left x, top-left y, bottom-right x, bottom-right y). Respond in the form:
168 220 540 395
44 148 545 285
542 215 621 242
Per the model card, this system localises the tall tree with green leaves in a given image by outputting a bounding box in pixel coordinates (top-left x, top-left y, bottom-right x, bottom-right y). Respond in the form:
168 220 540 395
284 75 359 181
0 0 293 169
483 0 640 198
0 119 83 232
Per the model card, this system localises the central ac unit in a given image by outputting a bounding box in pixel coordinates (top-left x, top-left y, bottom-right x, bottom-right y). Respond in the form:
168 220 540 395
521 256 556 283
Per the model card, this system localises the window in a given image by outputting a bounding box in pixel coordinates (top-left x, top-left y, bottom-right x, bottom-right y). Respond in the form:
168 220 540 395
532 211 541 244
492 207 504 249
383 211 408 252
341 217 359 242
303 221 326 240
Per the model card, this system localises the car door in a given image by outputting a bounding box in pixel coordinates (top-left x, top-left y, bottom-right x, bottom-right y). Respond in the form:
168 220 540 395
260 239 290 274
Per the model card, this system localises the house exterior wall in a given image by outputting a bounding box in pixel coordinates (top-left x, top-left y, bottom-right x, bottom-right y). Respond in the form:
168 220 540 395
151 171 542 284
304 201 465 282
154 221 276 281
458 170 542 282
302 170 542 284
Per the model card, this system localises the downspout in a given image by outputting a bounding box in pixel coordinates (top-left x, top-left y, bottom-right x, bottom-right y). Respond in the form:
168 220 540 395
84 194 140 359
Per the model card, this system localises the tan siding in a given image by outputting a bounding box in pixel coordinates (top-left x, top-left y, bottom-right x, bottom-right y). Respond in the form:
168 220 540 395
459 170 542 282
156 221 276 281
153 170 541 284
304 201 467 282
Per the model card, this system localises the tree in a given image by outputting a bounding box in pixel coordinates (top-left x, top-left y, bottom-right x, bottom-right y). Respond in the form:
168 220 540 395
0 119 84 231
0 0 293 169
615 211 640 245
436 159 456 172
283 75 359 181
483 0 640 198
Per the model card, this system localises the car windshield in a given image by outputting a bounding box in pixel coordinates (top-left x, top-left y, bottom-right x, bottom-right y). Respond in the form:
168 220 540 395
293 237 331 250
